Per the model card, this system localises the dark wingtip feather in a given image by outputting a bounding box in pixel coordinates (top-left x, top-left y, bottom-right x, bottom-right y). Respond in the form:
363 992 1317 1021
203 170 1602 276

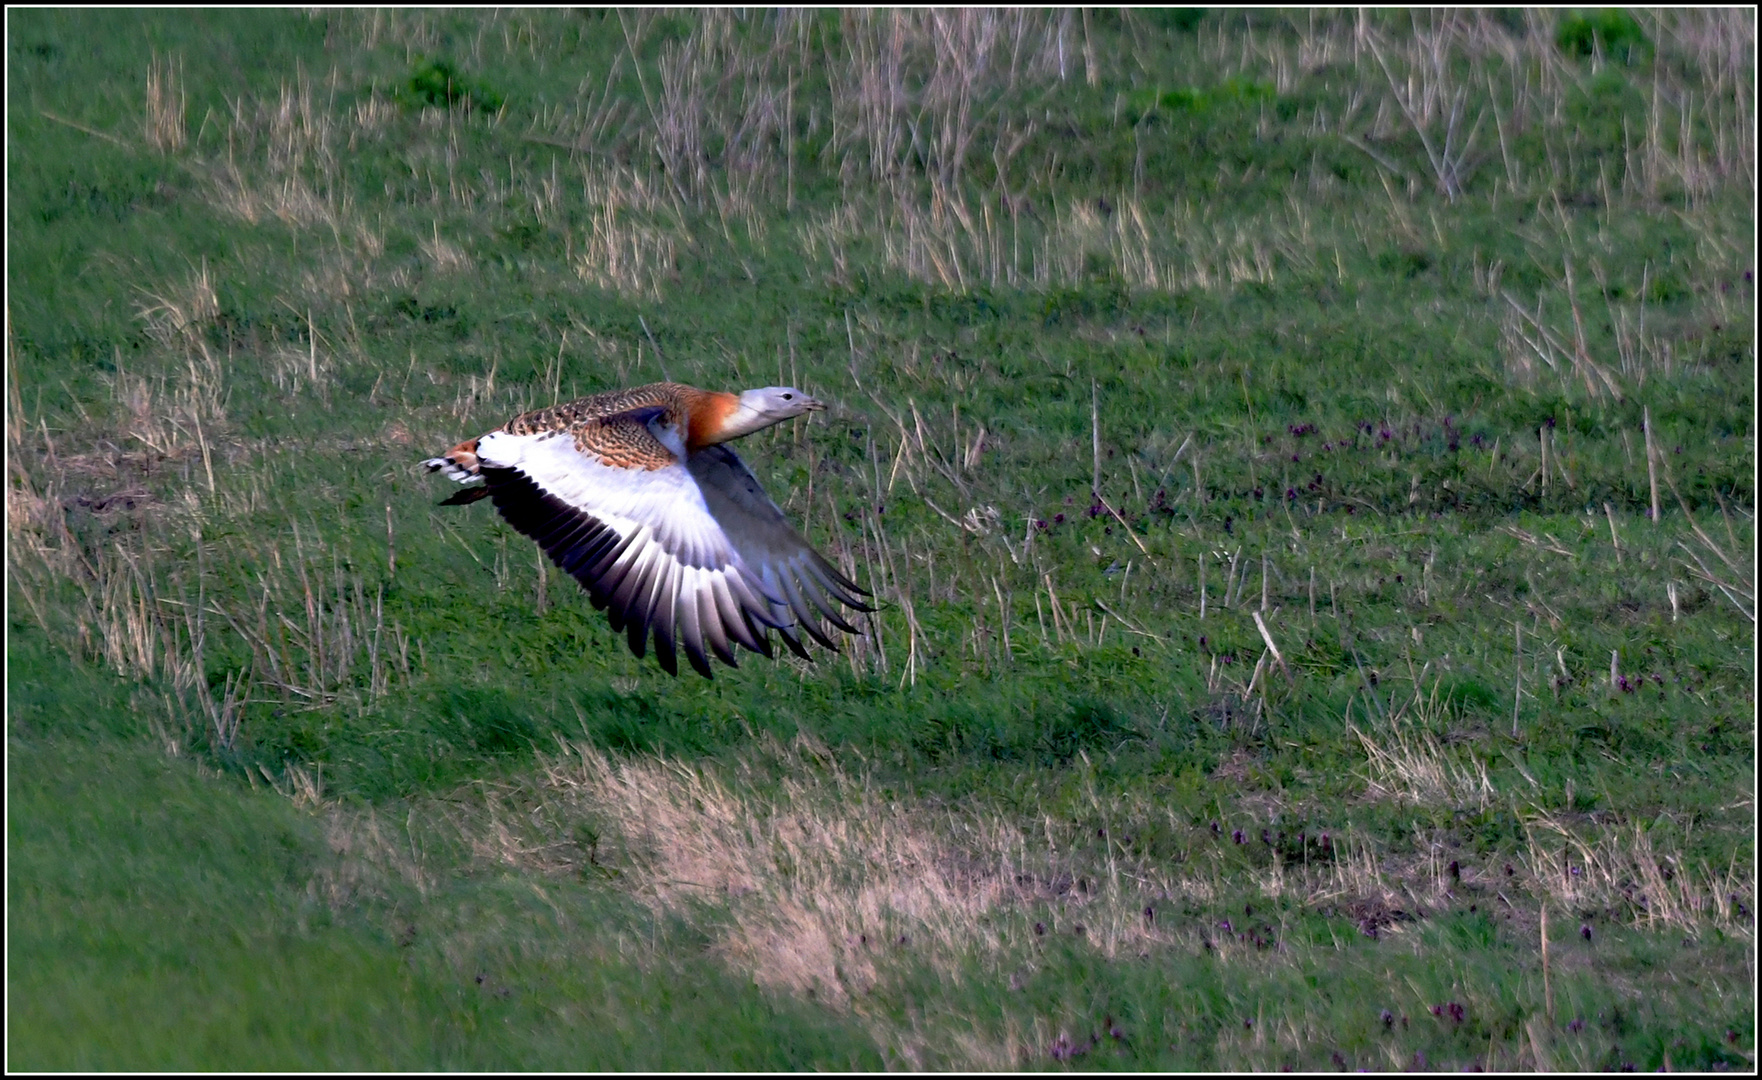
682 638 713 679
820 609 860 634
747 615 775 659
795 617 840 651
654 628 679 676
439 485 492 506
776 626 813 660
473 459 869 674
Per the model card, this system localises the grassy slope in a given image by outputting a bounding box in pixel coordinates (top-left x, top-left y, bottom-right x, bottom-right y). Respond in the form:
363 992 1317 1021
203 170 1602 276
9 631 881 1070
8 8 1753 1070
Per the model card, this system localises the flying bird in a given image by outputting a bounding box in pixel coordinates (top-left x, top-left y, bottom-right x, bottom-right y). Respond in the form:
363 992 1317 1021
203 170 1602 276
424 381 870 677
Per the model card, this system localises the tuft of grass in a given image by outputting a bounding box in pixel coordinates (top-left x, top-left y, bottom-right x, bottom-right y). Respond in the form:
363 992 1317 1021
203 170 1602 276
404 58 503 113
1556 10 1652 64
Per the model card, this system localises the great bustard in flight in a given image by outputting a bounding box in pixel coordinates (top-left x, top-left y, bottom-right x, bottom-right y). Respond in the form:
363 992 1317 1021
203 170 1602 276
424 381 870 677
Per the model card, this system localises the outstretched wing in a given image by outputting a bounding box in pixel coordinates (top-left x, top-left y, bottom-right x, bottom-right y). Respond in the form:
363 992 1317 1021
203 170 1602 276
468 419 864 677
687 444 872 658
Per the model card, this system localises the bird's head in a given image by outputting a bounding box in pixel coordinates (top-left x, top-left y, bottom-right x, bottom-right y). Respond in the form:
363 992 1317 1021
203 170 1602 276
707 385 824 443
738 386 825 420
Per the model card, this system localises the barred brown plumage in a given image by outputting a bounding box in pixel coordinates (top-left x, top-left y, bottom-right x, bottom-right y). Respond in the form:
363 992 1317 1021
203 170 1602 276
423 382 869 677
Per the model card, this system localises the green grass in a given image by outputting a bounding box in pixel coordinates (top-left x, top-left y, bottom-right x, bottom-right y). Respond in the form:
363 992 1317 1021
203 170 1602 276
8 8 1753 1070
9 631 881 1070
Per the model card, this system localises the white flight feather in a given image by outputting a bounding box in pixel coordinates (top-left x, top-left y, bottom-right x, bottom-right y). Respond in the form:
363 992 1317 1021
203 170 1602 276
477 430 791 617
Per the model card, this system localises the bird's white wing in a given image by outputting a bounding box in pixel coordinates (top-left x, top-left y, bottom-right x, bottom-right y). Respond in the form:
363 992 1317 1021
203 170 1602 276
474 422 785 676
687 444 872 658
472 420 864 676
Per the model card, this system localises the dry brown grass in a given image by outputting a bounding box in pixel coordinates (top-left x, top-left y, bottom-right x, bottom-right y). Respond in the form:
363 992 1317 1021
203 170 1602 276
267 332 333 400
643 10 795 228
134 260 220 352
206 74 343 229
1352 716 1496 813
390 733 1232 1066
10 284 207 688
392 732 1252 1065
446 731 1484 972
144 51 186 153
1522 808 1755 938
800 181 1304 295
473 734 1018 1007
1268 9 1755 211
1671 497 1755 623
418 222 472 274
7 487 256 752
730 9 1711 346
307 799 436 910
572 163 684 300
9 383 403 749
224 711 1751 1067
1629 9 1757 206
195 71 397 326
787 10 1064 291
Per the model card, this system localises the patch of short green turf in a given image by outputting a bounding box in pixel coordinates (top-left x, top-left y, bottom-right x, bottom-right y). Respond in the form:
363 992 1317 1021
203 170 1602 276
8 630 883 1070
913 904 1753 1071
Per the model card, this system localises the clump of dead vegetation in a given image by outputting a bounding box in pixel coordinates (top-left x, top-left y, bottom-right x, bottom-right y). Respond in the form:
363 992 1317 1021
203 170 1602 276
8 279 406 758
1351 684 1496 813
571 162 685 300
461 733 1017 1007
1522 808 1754 938
144 51 186 153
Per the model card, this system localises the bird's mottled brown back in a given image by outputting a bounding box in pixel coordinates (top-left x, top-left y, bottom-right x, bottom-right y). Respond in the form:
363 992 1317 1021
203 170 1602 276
498 382 703 470
500 382 687 436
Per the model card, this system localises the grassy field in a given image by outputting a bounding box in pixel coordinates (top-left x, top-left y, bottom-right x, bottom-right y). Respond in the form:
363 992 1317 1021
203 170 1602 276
7 8 1754 1070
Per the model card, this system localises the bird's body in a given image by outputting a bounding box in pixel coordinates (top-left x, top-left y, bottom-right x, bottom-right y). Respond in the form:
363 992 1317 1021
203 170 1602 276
424 382 868 677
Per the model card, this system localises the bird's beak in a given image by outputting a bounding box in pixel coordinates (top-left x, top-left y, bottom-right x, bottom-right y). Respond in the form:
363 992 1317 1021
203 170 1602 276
801 396 827 412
